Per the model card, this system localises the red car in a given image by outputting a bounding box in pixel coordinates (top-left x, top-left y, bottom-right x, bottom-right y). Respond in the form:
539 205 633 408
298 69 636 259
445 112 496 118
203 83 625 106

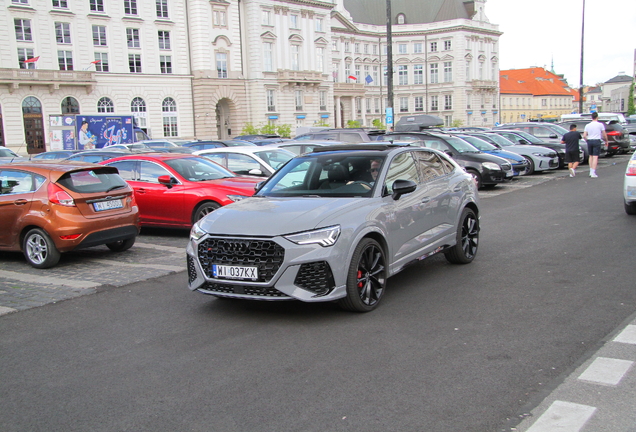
103 153 261 228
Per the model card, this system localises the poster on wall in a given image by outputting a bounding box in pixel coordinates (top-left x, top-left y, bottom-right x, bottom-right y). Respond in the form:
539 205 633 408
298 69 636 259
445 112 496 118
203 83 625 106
63 130 75 150
49 130 63 151
76 116 134 149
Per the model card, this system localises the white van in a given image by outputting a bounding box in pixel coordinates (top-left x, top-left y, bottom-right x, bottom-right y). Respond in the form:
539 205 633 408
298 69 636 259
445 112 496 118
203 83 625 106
561 113 627 125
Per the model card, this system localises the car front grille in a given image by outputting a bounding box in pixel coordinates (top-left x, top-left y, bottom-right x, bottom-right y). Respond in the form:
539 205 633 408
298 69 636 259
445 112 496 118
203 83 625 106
548 152 557 158
500 163 511 171
294 261 335 296
187 255 197 283
198 282 289 298
197 237 285 282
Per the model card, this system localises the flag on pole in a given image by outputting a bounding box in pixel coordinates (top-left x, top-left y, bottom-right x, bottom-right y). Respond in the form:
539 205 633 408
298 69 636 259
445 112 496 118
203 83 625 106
91 60 101 64
365 74 373 84
348 75 357 81
24 56 40 63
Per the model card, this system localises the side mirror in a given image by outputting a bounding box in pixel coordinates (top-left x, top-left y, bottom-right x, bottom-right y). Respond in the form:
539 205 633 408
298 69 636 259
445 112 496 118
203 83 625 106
444 150 454 157
255 181 265 192
248 168 264 176
519 139 528 145
391 179 417 200
493 143 502 149
158 175 176 188
549 134 558 139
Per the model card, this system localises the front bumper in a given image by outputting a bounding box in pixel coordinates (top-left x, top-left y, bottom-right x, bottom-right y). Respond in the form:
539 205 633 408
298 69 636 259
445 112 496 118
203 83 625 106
186 235 349 302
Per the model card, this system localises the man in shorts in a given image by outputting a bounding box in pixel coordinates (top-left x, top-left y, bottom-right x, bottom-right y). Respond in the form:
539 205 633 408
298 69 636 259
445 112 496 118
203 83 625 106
561 124 581 177
583 112 608 178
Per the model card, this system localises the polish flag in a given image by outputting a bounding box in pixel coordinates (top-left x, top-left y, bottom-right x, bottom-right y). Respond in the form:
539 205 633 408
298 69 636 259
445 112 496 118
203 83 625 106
348 75 358 80
24 56 40 63
91 60 101 64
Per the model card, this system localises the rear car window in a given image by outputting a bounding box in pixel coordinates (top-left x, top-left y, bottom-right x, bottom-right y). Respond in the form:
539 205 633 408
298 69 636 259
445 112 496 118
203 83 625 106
57 168 128 193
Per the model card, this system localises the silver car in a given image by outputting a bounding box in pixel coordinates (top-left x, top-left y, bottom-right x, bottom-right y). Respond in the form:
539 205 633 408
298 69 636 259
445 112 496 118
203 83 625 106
187 144 480 312
624 151 636 215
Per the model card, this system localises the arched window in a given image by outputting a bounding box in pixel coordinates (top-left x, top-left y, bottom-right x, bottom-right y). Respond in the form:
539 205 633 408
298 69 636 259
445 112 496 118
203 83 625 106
131 97 147 129
61 96 80 114
22 97 45 153
396 14 406 24
162 97 178 137
97 97 114 113
22 96 42 114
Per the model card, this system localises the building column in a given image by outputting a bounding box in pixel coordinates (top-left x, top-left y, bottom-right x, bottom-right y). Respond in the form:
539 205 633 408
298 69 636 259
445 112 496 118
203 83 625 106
335 96 341 128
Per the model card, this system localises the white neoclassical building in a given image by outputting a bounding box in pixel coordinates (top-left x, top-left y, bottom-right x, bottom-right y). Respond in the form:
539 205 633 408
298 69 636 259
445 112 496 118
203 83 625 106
0 0 501 153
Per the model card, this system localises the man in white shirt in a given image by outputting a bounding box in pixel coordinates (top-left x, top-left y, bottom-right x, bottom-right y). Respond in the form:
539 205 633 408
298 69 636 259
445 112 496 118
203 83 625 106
582 112 608 178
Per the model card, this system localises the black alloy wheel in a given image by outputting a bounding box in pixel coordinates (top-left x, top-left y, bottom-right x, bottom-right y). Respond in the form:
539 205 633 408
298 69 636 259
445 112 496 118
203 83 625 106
339 238 387 312
444 208 479 264
193 201 221 223
522 156 535 175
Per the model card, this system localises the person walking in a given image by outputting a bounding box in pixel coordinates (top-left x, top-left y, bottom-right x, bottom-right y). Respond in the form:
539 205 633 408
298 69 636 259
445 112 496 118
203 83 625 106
583 112 608 178
561 124 581 177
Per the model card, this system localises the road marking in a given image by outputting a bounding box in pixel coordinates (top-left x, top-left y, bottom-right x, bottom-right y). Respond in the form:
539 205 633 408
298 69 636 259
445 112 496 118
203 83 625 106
0 270 101 289
613 324 636 345
86 259 185 272
577 357 634 386
525 400 596 432
134 242 186 254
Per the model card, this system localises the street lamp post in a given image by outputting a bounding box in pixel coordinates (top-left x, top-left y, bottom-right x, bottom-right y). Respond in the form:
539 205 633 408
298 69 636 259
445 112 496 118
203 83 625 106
579 0 585 114
386 0 394 130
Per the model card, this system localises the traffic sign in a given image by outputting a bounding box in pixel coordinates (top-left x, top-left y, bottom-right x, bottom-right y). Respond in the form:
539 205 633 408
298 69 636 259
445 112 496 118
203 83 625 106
385 107 393 126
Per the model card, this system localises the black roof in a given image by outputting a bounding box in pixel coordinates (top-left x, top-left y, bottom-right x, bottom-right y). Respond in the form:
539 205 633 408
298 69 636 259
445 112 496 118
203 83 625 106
343 0 476 25
311 144 404 153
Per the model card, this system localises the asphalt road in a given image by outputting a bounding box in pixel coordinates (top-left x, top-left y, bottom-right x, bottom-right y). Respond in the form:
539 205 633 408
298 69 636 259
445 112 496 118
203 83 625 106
1 158 635 432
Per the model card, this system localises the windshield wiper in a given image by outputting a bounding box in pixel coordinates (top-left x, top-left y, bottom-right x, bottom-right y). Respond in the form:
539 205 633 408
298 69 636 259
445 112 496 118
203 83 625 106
106 185 126 192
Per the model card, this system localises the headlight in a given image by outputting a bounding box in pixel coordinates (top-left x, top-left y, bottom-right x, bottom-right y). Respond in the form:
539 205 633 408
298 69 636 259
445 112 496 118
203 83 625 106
284 225 341 247
532 152 549 157
190 220 206 241
227 195 248 202
482 162 500 171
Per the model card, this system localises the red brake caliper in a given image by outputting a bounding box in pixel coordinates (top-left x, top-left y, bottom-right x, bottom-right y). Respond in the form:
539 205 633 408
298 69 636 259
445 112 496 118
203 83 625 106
357 270 363 288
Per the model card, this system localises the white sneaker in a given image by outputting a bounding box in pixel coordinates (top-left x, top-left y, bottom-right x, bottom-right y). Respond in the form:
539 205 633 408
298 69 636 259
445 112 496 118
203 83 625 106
590 171 598 178
569 168 575 177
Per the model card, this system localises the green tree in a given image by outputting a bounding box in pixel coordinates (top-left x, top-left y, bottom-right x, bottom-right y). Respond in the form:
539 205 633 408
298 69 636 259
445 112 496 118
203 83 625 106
346 120 361 128
628 82 635 116
241 123 260 135
372 119 386 129
276 124 292 138
451 119 464 128
260 123 278 135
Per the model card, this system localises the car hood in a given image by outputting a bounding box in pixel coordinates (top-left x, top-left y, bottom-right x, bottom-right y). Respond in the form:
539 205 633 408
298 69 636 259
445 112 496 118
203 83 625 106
501 144 557 155
196 176 261 192
197 196 362 236
483 149 525 162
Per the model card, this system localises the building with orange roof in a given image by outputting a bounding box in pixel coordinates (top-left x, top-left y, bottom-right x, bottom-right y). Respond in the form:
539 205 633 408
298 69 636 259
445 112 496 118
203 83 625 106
499 67 576 123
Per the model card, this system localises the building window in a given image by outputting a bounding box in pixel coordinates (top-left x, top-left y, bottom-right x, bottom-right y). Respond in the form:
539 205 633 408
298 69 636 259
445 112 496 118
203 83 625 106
14 19 32 41
398 44 407 54
355 65 361 81
17 48 35 69
266 90 275 112
373 66 378 85
92 25 107 46
355 97 361 114
364 43 369 54
290 14 299 29
466 60 471 81
400 97 408 112
156 0 168 18
414 64 423 85
97 97 114 113
478 62 483 80
162 97 178 137
124 0 137 15
13 0 29 4
216 52 227 78
374 98 380 113
373 44 377 55
158 30 170 50
413 43 422 53
430 41 437 52
94 52 109 71
213 10 226 26
444 95 452 110
431 95 438 111
53 0 68 7
366 98 371 113
89 0 104 12
443 62 452 82
430 63 438 84
320 91 327 111
128 53 141 72
397 13 405 24
414 96 423 112
315 18 323 32
491 63 497 81
61 96 79 114
344 42 350 52
444 115 452 127
57 50 73 70
541 99 547 106
295 90 303 111
131 97 147 128
332 63 339 82
398 65 408 85
291 45 300 71
345 63 351 82
444 40 452 51
263 42 273 71
316 47 324 72
160 55 172 73
262 10 272 25
55 22 71 44
127 28 140 48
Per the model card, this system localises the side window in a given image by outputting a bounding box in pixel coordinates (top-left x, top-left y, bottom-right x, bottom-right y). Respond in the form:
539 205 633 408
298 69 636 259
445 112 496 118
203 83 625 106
532 127 552 138
384 152 419 195
501 133 521 144
227 154 261 175
413 151 447 182
341 132 365 143
0 170 36 195
107 161 137 180
280 146 302 155
139 161 171 183
201 153 227 168
422 138 449 152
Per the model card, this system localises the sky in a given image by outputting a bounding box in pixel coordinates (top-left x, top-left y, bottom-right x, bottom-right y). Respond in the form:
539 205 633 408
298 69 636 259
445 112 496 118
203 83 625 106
485 0 636 87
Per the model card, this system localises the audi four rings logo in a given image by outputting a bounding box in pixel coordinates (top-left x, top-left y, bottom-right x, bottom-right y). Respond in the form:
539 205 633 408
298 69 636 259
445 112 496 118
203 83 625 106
217 241 249 253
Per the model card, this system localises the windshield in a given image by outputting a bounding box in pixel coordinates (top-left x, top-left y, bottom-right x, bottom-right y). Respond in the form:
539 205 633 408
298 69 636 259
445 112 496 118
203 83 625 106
256 153 385 198
165 157 235 181
444 136 480 153
481 133 516 147
508 130 543 144
548 124 569 134
456 135 496 151
0 148 20 157
253 149 295 170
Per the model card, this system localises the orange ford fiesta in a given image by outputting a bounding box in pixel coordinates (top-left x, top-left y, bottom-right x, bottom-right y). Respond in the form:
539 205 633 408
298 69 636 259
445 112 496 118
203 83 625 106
0 161 140 268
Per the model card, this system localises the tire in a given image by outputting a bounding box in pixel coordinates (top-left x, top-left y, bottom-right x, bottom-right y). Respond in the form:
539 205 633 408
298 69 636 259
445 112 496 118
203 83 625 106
444 208 479 264
192 201 221 223
106 237 136 252
23 228 61 269
625 201 636 215
338 238 387 312
522 156 535 175
466 169 482 189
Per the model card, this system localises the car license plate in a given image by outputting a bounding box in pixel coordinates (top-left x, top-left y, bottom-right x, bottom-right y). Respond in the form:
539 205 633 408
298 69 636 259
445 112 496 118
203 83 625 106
213 264 258 280
93 199 123 212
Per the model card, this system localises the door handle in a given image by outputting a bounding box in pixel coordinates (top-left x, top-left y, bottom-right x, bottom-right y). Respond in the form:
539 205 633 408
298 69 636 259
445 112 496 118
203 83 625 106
13 199 28 205
453 186 462 192
136 188 147 194
421 197 431 203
